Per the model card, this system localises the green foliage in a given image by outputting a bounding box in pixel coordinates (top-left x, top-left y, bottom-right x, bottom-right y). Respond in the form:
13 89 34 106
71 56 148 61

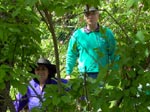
0 0 150 111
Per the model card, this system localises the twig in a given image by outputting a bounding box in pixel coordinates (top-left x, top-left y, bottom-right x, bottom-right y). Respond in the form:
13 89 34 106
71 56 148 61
101 9 131 43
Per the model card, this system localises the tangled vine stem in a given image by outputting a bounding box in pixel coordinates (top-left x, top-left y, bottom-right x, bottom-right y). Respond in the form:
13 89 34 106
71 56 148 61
36 3 62 95
36 6 62 111
101 9 132 43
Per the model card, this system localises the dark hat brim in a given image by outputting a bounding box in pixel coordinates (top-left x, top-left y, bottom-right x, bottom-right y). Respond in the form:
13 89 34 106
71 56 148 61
30 58 57 76
48 64 56 74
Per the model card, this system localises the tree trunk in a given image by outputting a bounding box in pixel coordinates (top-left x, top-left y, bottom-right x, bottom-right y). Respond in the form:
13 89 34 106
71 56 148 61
0 81 16 112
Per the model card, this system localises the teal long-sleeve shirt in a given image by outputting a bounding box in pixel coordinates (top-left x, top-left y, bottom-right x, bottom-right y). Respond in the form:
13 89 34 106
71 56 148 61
66 27 116 75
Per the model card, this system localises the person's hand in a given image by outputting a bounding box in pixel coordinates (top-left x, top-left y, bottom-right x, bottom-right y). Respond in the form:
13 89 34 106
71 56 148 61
65 75 71 80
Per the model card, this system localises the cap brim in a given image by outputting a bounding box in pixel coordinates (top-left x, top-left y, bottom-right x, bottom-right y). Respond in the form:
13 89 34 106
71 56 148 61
84 7 98 13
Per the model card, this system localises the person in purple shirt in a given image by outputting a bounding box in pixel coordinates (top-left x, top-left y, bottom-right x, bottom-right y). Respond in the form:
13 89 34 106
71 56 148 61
14 57 67 112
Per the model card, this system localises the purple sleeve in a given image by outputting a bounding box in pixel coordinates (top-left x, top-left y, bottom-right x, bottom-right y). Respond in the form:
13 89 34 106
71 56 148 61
14 93 28 112
61 79 68 84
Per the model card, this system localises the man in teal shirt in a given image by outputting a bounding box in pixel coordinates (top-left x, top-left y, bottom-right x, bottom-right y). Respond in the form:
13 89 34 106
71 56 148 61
65 5 116 80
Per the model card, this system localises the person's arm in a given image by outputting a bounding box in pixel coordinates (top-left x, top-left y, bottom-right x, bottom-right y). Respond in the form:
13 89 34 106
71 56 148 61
66 32 79 79
106 28 119 69
14 93 28 112
107 29 116 61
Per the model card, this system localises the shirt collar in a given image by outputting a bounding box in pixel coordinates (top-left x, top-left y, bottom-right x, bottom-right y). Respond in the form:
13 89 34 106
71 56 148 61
84 24 100 33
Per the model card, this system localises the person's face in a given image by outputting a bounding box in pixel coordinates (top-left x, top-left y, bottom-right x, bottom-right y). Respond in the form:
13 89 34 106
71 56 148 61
84 11 99 25
35 65 49 82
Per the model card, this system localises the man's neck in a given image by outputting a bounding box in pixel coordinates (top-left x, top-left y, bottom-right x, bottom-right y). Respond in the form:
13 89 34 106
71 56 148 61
87 23 98 31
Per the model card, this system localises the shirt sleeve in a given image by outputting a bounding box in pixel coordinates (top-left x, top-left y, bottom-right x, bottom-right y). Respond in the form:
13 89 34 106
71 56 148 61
107 29 116 60
14 93 28 112
106 28 119 69
66 32 79 75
